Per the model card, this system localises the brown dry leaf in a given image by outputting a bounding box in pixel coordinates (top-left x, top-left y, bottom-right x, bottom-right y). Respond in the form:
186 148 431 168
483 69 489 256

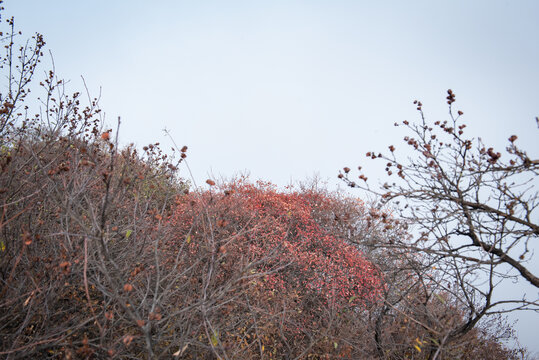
59 261 71 274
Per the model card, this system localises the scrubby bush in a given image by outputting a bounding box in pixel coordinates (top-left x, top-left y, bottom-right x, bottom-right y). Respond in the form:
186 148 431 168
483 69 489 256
0 6 529 359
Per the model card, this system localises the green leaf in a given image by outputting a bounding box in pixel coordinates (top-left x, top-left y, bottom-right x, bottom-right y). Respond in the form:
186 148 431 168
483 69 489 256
210 331 219 346
0 240 5 252
348 295 356 303
334 341 338 349
125 230 132 239
186 234 191 244
434 293 446 304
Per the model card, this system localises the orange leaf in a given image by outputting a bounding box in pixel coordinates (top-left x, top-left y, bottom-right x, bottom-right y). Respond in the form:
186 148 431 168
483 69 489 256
123 335 134 346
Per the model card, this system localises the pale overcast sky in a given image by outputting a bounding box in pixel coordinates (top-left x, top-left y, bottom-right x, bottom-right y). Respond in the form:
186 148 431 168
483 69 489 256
5 0 538 353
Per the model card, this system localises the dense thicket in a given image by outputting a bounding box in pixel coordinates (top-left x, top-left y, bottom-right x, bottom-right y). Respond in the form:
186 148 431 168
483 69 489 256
0 8 529 360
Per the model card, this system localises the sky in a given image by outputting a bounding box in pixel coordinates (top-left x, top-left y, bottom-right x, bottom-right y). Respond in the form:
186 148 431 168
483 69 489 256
5 0 539 353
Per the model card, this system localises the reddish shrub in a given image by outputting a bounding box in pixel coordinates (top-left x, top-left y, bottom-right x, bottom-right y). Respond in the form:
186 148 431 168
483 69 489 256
168 180 383 309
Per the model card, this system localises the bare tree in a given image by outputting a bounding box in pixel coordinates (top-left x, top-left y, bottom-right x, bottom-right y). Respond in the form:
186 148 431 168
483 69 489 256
340 89 539 357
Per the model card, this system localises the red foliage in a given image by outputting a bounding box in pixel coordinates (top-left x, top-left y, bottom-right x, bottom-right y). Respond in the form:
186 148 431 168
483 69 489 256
167 180 383 308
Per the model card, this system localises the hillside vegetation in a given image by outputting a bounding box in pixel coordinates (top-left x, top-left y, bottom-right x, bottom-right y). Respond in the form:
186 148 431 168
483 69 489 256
0 9 531 360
